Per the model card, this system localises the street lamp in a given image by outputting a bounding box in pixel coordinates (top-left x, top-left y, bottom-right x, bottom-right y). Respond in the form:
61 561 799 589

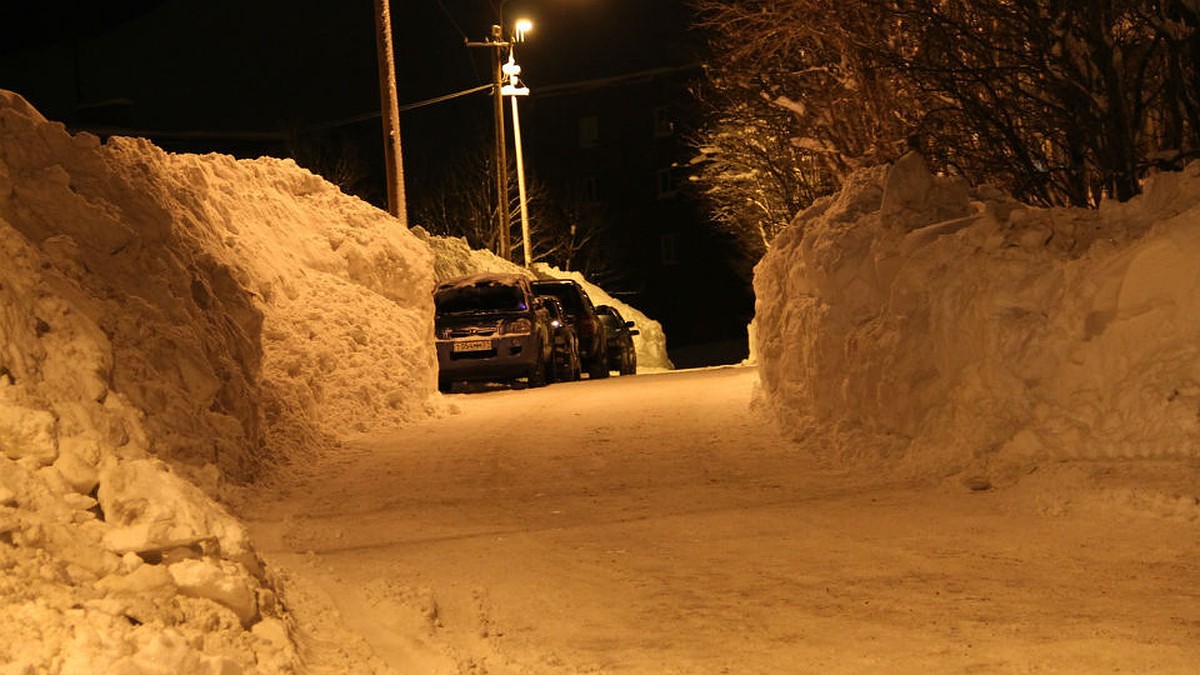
514 18 533 42
502 48 533 267
466 10 535 264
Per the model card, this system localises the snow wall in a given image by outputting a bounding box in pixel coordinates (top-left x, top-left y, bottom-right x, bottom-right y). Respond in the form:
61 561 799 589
413 228 673 371
0 89 438 671
754 153 1200 482
0 90 436 486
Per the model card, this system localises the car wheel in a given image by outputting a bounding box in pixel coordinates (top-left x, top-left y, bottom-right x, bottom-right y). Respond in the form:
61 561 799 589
620 349 636 376
528 351 548 388
569 343 582 381
588 350 609 379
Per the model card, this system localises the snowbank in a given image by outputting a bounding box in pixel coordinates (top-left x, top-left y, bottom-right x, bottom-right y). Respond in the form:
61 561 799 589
412 227 673 371
0 89 438 671
754 152 1200 482
411 227 527 284
1 91 436 484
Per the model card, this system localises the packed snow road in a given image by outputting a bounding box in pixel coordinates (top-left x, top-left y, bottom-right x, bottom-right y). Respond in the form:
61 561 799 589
242 366 1200 674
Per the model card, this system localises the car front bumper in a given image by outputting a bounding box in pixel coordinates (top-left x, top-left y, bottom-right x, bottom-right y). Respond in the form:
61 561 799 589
436 333 539 382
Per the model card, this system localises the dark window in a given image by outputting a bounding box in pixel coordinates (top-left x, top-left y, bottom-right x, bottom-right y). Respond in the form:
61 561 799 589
531 282 584 314
661 233 680 266
656 168 677 198
579 115 599 149
653 106 672 137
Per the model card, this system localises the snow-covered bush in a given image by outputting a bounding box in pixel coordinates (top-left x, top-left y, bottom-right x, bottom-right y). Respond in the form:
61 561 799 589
754 152 1200 481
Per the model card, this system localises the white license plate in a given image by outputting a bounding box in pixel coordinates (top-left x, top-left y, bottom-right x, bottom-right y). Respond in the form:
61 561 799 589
452 339 492 353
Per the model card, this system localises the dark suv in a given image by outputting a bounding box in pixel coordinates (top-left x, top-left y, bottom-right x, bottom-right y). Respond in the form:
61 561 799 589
530 279 608 379
540 295 581 382
596 305 638 376
434 273 553 391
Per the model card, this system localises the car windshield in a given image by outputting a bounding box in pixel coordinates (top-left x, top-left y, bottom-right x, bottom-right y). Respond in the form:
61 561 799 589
436 284 527 314
532 283 582 313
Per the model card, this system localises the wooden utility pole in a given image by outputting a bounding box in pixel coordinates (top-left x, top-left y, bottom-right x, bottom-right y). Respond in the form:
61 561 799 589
468 26 513 261
374 0 408 225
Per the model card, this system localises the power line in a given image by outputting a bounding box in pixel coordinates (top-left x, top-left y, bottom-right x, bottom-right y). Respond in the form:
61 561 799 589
432 0 469 43
295 83 494 134
400 83 492 111
430 0 483 83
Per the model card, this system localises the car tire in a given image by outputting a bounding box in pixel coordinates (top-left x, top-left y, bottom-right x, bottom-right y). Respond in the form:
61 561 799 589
528 351 548 388
620 349 636 376
568 343 582 381
588 350 609 379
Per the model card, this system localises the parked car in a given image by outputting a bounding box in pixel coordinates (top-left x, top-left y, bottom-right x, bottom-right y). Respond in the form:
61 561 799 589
433 273 553 392
596 304 638 376
530 279 609 379
540 295 581 382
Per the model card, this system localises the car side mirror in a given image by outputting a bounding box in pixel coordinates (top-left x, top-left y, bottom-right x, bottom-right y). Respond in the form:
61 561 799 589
629 329 640 336
625 321 635 329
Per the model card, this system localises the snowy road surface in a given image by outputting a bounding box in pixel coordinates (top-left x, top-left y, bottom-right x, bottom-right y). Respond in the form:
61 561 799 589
243 366 1200 673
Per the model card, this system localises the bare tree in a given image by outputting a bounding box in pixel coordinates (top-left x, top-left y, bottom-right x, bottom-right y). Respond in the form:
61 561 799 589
883 0 1200 205
411 147 625 285
691 0 1200 212
518 179 619 282
693 0 919 173
689 91 837 268
286 128 379 205
410 147 500 252
687 0 917 260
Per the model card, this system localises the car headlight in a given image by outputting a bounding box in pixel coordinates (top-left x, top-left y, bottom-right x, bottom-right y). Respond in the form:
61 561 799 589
502 318 533 335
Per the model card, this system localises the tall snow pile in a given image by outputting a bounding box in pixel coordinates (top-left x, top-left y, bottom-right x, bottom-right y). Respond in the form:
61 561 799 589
411 227 527 283
412 228 673 371
754 152 1200 482
0 90 436 671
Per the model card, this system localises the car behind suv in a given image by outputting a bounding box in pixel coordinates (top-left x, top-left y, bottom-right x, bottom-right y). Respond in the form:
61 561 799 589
530 279 608 379
596 304 638 376
434 273 553 391
540 295 581 382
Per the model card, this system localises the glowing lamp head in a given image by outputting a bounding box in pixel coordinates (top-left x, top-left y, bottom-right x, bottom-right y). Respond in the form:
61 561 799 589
514 18 533 42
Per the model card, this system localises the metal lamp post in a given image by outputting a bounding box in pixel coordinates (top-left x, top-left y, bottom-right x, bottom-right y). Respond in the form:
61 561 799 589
502 49 532 267
466 9 534 263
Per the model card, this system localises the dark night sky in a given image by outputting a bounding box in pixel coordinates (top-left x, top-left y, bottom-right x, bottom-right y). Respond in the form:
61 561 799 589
0 1 750 357
0 0 699 136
